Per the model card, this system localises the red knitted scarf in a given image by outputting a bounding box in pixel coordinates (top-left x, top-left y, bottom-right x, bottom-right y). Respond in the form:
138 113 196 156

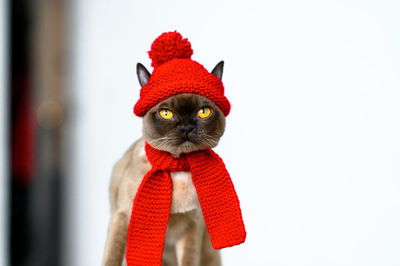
126 143 246 265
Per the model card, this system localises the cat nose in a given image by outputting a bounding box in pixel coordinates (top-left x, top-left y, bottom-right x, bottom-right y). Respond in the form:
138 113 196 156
178 125 194 135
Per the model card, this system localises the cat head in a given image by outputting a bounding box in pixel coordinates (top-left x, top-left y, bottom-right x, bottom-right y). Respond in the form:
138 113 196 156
133 31 230 156
139 62 226 156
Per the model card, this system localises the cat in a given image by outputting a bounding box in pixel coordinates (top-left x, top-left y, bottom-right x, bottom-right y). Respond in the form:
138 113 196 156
102 61 225 266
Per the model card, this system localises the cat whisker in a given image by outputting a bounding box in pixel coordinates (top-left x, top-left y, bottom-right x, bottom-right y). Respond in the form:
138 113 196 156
198 138 213 149
203 138 218 145
146 136 176 156
200 134 219 145
148 136 172 143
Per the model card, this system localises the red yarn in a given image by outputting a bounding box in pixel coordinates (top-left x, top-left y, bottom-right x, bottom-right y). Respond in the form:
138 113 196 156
134 31 231 117
148 31 193 68
126 143 246 266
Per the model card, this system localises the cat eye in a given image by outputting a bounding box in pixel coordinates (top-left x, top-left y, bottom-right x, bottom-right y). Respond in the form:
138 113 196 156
159 109 174 119
197 107 211 118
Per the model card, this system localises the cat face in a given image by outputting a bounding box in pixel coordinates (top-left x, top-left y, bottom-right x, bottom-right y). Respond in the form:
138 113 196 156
142 93 226 156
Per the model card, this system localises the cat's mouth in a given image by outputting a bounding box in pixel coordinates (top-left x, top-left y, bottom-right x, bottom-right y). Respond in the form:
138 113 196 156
180 140 195 148
176 139 206 156
172 136 205 152
176 138 197 148
176 136 213 151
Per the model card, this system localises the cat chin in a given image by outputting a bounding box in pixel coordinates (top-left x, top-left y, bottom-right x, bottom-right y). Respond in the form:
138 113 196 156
163 141 201 157
177 140 203 153
150 140 213 158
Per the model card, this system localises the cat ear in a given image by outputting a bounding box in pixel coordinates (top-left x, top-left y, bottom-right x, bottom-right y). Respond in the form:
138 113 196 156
137 63 151 87
211 61 224 80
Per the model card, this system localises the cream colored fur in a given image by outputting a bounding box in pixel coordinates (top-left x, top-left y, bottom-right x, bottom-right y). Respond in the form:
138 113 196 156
102 138 221 266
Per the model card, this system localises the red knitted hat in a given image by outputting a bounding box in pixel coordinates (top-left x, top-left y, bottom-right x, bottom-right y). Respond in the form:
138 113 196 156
134 31 231 117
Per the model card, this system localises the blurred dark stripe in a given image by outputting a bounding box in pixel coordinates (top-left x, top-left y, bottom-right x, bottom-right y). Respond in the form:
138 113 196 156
9 0 34 265
9 0 64 265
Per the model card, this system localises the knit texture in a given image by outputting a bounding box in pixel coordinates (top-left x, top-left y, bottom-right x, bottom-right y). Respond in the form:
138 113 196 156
126 143 246 266
148 31 193 68
134 31 231 117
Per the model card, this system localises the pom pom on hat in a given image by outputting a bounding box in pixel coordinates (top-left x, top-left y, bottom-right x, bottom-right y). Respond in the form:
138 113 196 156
148 31 193 68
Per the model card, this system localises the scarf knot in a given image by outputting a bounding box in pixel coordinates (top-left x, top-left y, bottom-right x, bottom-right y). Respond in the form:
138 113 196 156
145 144 191 171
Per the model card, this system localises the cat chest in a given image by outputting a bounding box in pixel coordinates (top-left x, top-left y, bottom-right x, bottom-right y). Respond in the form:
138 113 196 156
169 171 199 213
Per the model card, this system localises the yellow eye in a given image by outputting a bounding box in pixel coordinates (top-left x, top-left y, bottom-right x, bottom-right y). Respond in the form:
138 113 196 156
159 109 173 119
197 107 211 118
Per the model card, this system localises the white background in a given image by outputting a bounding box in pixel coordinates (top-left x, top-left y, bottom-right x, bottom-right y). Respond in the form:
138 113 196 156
0 0 8 264
66 0 400 265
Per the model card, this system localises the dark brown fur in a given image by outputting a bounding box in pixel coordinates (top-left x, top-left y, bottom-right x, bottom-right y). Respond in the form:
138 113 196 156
143 93 226 157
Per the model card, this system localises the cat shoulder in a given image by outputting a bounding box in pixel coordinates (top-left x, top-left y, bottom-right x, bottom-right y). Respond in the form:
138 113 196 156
109 138 149 212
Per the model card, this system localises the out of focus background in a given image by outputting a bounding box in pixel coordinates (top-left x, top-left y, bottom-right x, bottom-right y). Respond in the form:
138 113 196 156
1 0 400 266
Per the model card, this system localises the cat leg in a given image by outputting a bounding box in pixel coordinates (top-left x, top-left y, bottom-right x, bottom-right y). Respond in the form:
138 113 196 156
200 229 221 266
102 210 130 266
178 219 203 266
162 242 178 266
175 233 186 266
